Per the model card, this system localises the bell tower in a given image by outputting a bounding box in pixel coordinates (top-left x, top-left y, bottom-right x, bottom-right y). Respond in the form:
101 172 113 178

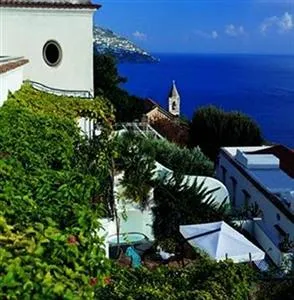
168 80 180 116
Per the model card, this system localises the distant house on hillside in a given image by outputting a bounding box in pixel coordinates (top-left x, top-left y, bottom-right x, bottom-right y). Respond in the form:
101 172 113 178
143 98 176 123
0 0 100 100
144 80 181 123
216 145 294 269
143 81 189 145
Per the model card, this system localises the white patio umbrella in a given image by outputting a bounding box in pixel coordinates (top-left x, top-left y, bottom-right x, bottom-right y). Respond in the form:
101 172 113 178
180 221 265 263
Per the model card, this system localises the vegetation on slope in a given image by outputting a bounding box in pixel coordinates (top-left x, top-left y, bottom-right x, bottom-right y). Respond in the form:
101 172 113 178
0 84 288 300
0 85 114 298
97 258 254 300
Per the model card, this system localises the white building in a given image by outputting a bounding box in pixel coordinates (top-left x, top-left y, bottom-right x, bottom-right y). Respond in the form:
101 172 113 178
216 145 294 268
0 0 100 97
0 56 29 105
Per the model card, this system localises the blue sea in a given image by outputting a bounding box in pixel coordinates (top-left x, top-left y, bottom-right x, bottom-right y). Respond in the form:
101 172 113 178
118 53 294 148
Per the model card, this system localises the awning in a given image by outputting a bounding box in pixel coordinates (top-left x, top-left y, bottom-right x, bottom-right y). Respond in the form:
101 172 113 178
180 221 265 263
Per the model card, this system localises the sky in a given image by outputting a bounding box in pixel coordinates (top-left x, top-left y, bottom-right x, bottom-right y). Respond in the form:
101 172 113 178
93 0 294 54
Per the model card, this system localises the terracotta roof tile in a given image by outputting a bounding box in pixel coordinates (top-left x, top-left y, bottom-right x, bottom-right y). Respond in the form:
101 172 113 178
0 0 101 9
0 58 29 74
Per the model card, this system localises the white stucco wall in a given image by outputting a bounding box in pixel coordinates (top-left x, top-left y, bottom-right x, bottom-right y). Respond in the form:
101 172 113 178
0 66 24 106
216 151 294 247
0 7 95 94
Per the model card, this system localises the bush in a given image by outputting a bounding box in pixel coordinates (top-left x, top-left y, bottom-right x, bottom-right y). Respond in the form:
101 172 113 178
116 131 213 177
96 258 254 300
0 85 114 298
190 106 264 162
149 137 214 176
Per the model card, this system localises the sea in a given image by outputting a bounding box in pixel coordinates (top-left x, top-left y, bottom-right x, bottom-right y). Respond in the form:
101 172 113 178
118 53 294 148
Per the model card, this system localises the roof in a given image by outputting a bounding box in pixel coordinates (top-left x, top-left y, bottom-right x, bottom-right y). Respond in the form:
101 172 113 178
180 221 265 263
250 145 294 179
250 169 294 194
143 98 158 113
236 151 280 170
168 80 180 99
0 0 101 9
0 56 29 74
220 146 294 222
144 98 176 120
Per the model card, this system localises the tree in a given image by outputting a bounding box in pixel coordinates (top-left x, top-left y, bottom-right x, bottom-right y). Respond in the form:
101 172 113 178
190 106 264 162
152 174 229 248
93 53 145 122
93 54 126 96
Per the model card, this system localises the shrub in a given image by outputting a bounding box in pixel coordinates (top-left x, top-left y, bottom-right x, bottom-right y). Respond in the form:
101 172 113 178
190 106 264 162
96 258 254 300
0 85 114 298
152 175 229 246
116 131 213 177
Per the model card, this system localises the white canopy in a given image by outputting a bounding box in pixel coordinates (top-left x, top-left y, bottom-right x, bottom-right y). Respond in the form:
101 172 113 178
180 221 265 263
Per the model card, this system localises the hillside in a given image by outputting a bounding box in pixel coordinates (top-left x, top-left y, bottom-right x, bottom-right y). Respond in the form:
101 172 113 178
93 26 158 63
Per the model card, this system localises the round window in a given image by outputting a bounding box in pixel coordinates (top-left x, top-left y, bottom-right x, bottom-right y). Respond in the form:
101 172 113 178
43 40 62 66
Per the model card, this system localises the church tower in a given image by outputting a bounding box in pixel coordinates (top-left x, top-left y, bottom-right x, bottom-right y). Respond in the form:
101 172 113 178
168 80 180 116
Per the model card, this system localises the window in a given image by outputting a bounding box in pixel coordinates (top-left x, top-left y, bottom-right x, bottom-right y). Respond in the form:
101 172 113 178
43 40 62 67
221 166 227 185
230 176 237 206
215 155 220 167
242 189 251 208
274 224 287 238
172 101 176 111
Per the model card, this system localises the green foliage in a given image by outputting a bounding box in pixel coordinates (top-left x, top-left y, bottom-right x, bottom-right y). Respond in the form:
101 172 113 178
0 85 114 298
116 131 213 177
190 106 264 161
96 258 254 300
93 53 126 95
149 137 214 176
117 138 155 208
93 53 145 122
256 278 294 300
6 82 114 124
0 216 109 299
152 175 229 245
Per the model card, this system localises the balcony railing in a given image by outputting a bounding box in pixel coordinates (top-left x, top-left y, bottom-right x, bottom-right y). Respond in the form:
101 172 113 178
115 122 165 140
29 80 93 99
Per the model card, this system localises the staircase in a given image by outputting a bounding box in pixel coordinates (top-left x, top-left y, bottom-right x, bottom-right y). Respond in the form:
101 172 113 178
115 122 165 140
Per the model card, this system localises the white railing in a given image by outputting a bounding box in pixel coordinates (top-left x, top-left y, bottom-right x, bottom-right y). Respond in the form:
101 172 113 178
78 121 166 140
29 80 93 99
115 122 165 140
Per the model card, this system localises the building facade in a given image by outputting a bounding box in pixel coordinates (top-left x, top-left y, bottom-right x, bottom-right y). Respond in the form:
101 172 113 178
0 0 99 97
216 145 294 267
0 56 28 105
